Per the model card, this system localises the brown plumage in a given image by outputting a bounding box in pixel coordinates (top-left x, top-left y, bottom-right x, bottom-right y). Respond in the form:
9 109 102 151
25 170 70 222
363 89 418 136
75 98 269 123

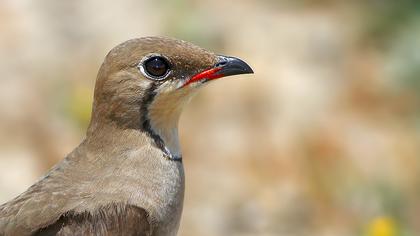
0 36 253 236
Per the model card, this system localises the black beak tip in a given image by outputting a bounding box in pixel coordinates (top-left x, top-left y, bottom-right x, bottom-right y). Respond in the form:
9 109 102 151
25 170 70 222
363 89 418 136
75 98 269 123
235 58 254 74
216 55 254 77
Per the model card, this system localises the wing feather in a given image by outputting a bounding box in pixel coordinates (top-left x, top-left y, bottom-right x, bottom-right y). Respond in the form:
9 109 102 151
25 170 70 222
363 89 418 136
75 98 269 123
34 204 151 236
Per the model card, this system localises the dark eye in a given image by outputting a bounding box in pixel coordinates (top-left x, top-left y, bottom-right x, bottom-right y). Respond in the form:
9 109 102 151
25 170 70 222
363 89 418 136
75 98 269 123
143 56 170 79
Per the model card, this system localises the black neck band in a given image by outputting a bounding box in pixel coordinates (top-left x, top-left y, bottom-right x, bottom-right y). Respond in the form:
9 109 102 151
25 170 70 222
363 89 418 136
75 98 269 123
140 83 182 162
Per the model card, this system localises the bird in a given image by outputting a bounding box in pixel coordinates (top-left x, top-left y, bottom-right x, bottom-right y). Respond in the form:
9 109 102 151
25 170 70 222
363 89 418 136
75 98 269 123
0 36 253 236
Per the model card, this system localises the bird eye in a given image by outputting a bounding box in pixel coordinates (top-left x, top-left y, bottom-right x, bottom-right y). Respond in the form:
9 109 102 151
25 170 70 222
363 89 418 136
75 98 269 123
142 56 170 79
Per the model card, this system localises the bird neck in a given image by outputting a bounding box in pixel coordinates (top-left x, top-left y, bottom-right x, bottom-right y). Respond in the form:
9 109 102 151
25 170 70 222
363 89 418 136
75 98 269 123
147 110 182 160
87 82 194 161
145 87 194 161
87 110 182 162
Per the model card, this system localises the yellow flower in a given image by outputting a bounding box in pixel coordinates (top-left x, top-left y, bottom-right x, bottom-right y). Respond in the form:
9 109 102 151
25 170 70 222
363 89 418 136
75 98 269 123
366 216 396 236
69 86 92 128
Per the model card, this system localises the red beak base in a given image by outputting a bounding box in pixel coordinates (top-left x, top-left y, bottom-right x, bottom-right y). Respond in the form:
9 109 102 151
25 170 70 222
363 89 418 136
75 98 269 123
182 67 223 87
182 55 253 88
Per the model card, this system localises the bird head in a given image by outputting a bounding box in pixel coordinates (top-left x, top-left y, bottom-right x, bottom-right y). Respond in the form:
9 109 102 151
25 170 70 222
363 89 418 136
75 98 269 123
88 37 253 159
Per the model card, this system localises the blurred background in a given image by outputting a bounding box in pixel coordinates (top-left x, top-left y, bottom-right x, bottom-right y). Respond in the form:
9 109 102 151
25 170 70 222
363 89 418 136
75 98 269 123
0 0 419 235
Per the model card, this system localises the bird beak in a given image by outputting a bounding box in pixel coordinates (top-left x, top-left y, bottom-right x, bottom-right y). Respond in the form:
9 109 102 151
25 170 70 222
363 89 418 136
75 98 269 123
182 55 253 87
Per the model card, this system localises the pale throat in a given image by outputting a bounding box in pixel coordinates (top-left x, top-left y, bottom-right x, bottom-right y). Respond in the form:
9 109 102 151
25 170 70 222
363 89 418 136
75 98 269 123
147 88 195 160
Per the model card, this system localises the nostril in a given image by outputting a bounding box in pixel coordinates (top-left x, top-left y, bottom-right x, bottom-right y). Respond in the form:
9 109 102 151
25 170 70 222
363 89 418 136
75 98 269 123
215 61 227 68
